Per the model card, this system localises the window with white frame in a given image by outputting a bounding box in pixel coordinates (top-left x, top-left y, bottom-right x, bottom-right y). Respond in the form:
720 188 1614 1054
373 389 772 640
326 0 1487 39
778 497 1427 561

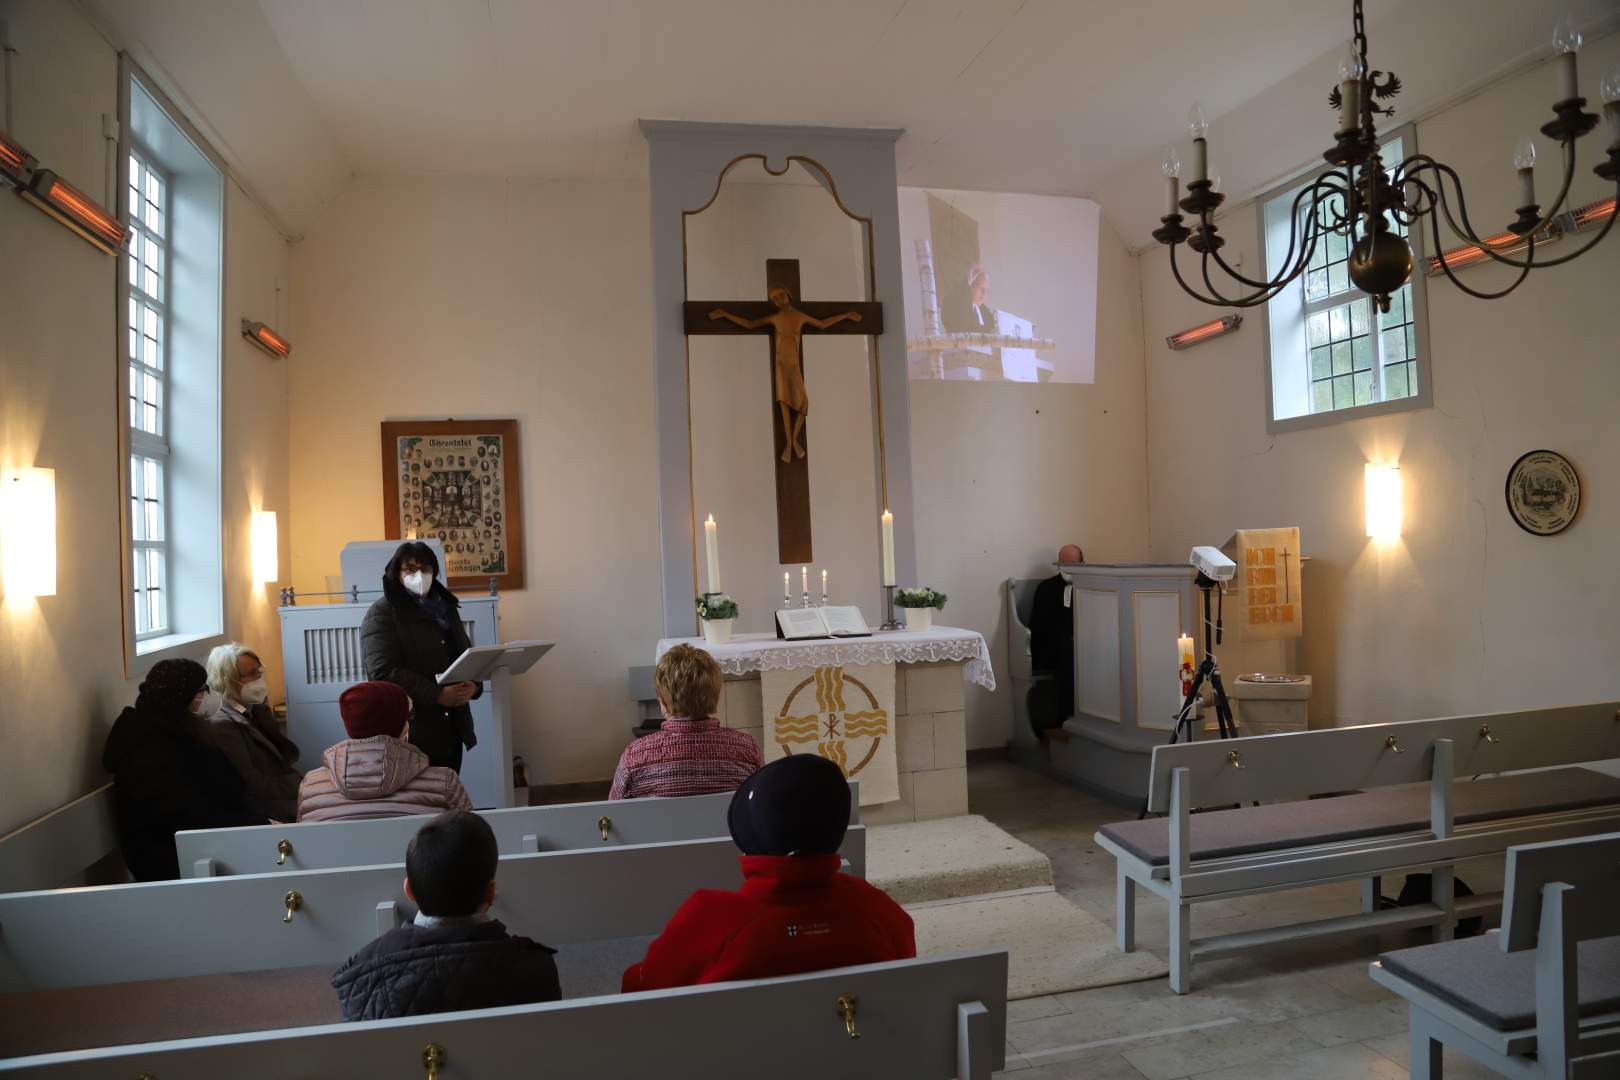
127 152 170 638
1261 128 1431 431
122 62 226 666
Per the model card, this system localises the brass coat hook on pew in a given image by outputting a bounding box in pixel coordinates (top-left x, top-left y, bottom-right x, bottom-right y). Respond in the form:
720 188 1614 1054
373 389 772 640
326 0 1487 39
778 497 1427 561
276 838 293 865
423 1043 447 1079
836 993 861 1039
1479 724 1500 744
283 890 302 923
1384 735 1405 754
598 815 612 841
1226 750 1246 769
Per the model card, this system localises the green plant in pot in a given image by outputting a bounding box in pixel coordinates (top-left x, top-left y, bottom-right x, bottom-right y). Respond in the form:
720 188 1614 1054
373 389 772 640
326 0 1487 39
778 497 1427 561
894 587 947 631
696 593 738 645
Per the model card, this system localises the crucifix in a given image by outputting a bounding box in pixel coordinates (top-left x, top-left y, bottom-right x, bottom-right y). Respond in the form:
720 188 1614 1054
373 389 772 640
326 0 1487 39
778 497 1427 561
1279 546 1293 603
684 258 884 565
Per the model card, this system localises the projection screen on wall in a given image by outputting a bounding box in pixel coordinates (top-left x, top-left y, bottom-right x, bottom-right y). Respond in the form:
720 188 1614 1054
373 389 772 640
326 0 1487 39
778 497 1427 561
897 187 1099 384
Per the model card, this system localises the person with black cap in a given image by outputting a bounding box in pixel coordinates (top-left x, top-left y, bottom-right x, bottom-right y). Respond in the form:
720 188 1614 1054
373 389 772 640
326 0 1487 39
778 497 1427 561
621 754 915 992
102 658 264 880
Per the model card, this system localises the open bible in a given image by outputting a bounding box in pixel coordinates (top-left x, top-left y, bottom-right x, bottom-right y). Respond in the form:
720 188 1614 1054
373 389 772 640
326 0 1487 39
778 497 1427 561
775 605 872 640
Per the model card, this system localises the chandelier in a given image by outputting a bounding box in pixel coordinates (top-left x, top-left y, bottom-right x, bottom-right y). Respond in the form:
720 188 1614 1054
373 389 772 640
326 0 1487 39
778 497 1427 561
1153 0 1620 311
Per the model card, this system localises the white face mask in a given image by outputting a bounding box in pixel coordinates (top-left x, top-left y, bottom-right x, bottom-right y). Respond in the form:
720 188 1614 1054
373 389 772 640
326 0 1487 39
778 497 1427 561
240 678 269 706
402 570 433 597
191 692 219 718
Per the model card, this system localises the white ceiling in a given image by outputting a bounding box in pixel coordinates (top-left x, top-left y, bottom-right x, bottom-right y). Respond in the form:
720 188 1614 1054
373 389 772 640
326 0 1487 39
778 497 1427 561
79 0 1620 243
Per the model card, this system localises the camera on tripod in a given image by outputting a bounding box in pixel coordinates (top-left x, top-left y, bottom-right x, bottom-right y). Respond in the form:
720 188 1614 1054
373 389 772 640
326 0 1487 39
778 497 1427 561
1177 546 1238 743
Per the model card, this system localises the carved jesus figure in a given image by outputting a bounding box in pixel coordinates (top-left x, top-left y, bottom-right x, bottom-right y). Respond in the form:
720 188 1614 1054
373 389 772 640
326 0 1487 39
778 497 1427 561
709 287 863 463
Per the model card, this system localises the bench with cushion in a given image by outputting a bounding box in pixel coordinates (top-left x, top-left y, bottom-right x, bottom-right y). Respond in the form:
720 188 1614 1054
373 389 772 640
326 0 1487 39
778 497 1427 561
0 951 1007 1079
1094 703 1620 993
177 783 860 878
1370 831 1620 1078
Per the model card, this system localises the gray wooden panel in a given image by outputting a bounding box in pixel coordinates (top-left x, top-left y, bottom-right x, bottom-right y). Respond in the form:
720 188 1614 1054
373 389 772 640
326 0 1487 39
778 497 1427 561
1146 703 1620 812
0 786 118 894
0 829 858 992
0 951 1007 1079
178 782 860 877
1501 830 1620 951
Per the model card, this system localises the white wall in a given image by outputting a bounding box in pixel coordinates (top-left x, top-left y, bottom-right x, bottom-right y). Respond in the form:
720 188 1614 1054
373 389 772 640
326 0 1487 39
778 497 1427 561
1140 35 1620 727
913 215 1152 748
289 177 1150 779
286 176 665 787
0 0 292 836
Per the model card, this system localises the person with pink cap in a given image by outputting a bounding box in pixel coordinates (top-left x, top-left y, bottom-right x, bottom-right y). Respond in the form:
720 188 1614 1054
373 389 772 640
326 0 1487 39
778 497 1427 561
297 681 473 822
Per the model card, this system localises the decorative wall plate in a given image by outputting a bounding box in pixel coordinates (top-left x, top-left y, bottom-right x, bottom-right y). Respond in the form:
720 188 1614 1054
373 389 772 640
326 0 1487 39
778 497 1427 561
1505 450 1580 536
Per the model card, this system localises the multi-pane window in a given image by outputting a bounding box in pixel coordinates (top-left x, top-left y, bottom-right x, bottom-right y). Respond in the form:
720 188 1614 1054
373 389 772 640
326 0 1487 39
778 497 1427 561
1262 131 1428 430
126 152 169 637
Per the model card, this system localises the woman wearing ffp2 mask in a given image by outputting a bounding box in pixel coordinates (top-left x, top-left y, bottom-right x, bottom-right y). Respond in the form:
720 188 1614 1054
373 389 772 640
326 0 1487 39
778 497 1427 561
361 541 482 773
202 643 304 821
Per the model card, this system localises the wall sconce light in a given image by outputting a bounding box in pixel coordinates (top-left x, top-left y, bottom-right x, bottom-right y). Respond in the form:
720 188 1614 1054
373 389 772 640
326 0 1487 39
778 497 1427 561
1167 314 1242 351
241 320 291 359
1 467 57 599
1365 462 1403 542
251 510 279 584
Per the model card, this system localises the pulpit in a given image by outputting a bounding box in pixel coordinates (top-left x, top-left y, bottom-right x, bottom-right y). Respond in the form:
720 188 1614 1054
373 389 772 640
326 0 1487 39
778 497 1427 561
1010 563 1198 805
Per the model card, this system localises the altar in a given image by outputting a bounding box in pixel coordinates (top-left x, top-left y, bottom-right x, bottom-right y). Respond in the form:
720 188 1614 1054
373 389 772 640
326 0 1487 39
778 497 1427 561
655 628 994 825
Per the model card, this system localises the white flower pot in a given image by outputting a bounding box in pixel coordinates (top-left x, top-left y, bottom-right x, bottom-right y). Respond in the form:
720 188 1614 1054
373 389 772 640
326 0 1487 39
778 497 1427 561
903 607 934 632
701 618 734 645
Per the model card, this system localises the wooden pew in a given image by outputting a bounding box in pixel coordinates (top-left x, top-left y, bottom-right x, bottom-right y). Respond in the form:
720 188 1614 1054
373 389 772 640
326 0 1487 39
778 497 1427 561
0 828 864 992
0 950 1008 1079
1094 703 1620 993
1370 831 1620 1079
176 784 861 878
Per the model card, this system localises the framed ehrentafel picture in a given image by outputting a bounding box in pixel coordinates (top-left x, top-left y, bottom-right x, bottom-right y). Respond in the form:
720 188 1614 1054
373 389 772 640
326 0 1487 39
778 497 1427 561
1504 449 1580 537
381 419 525 590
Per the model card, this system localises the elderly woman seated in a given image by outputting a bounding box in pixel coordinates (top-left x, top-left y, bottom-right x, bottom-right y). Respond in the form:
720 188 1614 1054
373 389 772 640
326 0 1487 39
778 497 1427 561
202 643 303 822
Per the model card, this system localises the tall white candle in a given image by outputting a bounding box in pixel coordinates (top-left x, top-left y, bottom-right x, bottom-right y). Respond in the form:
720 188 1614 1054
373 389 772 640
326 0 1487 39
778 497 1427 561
703 514 721 593
821 569 828 599
881 510 896 586
801 565 808 596
783 571 790 605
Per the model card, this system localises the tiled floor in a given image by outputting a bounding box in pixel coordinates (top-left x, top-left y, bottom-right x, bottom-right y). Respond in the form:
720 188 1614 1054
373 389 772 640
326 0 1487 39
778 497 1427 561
969 759 1505 1079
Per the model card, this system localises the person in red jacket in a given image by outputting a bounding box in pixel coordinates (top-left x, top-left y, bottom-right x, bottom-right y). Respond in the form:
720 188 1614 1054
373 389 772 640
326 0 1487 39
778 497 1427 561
622 754 915 992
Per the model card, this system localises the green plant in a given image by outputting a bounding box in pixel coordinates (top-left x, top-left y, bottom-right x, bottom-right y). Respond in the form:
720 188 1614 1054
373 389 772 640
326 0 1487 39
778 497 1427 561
696 593 738 620
895 587 947 610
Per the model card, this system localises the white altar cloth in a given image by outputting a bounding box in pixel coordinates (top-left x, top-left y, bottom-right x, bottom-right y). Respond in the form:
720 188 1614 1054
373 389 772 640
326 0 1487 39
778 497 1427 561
656 626 996 692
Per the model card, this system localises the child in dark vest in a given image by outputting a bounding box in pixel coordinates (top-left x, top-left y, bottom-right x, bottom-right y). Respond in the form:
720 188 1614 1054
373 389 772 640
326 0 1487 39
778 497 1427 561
622 754 916 991
332 810 560 1019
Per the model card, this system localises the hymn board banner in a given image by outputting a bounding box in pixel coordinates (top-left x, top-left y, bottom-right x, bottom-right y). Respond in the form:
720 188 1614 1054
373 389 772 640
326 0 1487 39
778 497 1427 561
761 664 899 807
1222 527 1303 642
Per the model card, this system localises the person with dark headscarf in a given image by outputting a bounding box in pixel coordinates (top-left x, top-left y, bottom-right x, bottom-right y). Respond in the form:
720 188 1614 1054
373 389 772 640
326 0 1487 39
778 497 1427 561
361 541 482 773
621 755 915 991
102 658 263 881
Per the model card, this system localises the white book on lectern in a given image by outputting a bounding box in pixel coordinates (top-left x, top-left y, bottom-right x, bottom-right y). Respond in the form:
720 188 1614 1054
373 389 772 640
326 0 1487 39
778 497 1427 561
437 640 555 684
775 606 871 640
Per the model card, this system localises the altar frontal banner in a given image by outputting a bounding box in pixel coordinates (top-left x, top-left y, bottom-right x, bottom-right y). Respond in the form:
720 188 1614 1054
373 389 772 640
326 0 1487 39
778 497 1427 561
1222 527 1303 642
761 663 898 806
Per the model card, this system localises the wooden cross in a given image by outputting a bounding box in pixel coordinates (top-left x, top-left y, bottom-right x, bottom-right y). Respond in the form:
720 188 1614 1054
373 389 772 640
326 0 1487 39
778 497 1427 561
684 258 883 565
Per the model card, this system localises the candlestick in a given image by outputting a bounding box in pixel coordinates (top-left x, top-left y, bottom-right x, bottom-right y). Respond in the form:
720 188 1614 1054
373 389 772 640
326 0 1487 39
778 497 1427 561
821 569 828 604
880 510 896 586
703 514 721 593
783 571 790 608
800 565 808 596
880 584 900 631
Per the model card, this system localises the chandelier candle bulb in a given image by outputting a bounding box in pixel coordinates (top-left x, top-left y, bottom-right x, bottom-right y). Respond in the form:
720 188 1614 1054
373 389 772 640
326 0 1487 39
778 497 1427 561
1338 43 1365 134
880 510 896 586
1515 138 1538 208
1162 149 1181 216
1552 14 1581 102
703 514 721 593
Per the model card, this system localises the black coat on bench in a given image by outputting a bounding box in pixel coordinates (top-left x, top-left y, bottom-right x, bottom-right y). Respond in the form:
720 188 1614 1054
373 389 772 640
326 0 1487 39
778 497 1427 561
332 920 560 1021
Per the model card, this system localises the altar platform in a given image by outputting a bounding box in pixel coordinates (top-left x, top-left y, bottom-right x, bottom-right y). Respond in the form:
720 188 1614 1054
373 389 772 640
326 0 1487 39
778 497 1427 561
657 627 994 824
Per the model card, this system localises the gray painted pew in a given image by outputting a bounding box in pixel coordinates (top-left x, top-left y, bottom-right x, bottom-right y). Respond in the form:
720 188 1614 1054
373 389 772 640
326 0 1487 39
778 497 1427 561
0 950 1008 1079
0 828 863 992
176 783 861 878
1094 702 1620 993
1370 831 1620 1079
